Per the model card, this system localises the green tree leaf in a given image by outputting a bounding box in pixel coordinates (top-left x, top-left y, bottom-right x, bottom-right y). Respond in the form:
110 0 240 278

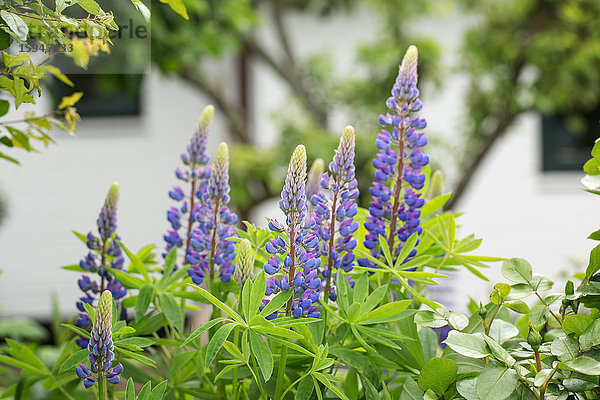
560 356 600 375
1 11 28 41
476 365 517 400
418 357 458 395
444 331 490 358
501 258 532 284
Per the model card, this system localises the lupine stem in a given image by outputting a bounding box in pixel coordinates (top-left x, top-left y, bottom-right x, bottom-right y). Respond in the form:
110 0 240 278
324 191 338 300
98 378 106 400
275 346 288 400
183 177 198 259
209 199 221 280
386 122 406 252
277 212 296 399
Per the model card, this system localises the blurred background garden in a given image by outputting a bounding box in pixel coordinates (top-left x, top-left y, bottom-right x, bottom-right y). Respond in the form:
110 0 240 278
0 0 599 328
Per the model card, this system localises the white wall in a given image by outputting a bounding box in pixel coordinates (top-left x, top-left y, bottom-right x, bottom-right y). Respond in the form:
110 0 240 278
0 6 596 318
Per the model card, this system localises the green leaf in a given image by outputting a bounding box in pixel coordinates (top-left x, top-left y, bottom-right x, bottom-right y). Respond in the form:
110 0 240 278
482 335 515 367
0 100 8 117
190 284 244 324
418 357 457 395
159 0 189 19
358 372 379 400
353 274 369 304
444 331 489 358
106 267 146 290
162 246 178 278
57 349 88 374
146 380 168 400
242 276 252 321
136 381 152 400
357 300 411 324
313 371 350 400
362 285 388 315
528 304 548 330
126 377 135 400
448 311 469 331
551 336 579 362
563 314 593 337
297 376 315 400
476 365 517 400
260 290 292 318
488 319 519 345
61 323 90 339
504 300 529 314
159 292 184 332
205 323 236 368
120 241 150 282
0 12 28 41
585 244 600 281
415 310 447 328
456 377 478 400
249 270 266 319
501 258 532 284
181 318 228 347
249 330 273 381
580 319 600 349
560 356 600 375
135 284 155 321
330 348 378 384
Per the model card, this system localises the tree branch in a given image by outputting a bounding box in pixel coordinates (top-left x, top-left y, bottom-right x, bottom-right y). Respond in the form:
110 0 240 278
271 0 295 67
445 61 525 210
179 66 250 143
243 35 328 127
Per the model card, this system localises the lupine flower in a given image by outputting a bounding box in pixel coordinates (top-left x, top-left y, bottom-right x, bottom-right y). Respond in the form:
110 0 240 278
261 145 322 319
234 238 254 286
163 105 214 264
75 183 126 348
187 142 238 284
310 126 359 301
76 290 123 388
359 45 429 268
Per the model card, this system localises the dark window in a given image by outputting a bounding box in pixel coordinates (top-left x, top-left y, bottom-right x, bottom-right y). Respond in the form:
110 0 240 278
542 106 600 171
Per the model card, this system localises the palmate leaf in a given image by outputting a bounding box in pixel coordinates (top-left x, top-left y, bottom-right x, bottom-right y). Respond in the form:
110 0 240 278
181 317 228 347
249 330 273 381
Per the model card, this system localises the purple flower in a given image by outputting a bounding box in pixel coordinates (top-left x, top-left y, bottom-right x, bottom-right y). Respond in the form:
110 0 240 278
163 105 214 267
263 145 322 318
75 183 127 348
76 291 123 388
187 142 238 284
309 126 359 301
360 45 429 269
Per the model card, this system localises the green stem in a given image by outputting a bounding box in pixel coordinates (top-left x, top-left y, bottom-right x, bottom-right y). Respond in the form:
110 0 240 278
98 378 106 400
280 371 311 399
232 325 241 400
250 356 268 400
274 345 288 400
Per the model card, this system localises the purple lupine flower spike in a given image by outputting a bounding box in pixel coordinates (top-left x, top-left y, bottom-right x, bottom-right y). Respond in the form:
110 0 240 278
261 145 322 319
75 183 127 348
76 290 123 388
360 45 429 269
187 142 238 284
310 126 359 301
163 105 214 268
